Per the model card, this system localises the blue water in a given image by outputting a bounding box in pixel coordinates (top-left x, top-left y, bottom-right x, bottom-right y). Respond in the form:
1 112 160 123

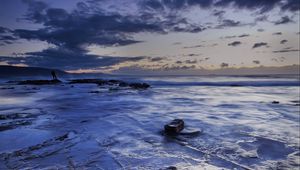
0 75 299 169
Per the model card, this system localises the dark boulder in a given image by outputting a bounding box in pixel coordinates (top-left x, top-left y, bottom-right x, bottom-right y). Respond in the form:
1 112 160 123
119 82 129 87
164 119 184 135
164 166 177 170
129 83 150 89
69 79 105 84
108 79 122 85
272 101 280 104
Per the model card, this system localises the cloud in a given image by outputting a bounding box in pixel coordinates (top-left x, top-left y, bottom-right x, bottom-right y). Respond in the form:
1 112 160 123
253 60 260 64
281 0 300 11
272 32 282 35
257 28 265 32
228 41 242 46
274 16 294 25
148 57 165 62
214 0 281 13
271 56 287 62
238 34 250 38
0 48 146 70
163 65 196 71
14 1 208 50
280 40 288 44
183 44 204 49
0 26 16 45
185 54 201 57
1 0 211 70
273 49 299 53
222 34 250 39
220 62 229 68
215 19 242 29
140 0 299 13
0 26 11 34
185 60 197 64
172 42 182 45
252 42 268 48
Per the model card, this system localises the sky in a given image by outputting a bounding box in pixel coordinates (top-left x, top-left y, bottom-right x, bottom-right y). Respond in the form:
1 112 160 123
0 0 299 74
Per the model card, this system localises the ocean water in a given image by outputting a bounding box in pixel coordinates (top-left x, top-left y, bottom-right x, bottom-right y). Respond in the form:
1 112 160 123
0 75 299 169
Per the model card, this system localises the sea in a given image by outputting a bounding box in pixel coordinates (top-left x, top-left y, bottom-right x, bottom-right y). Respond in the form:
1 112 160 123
0 75 299 169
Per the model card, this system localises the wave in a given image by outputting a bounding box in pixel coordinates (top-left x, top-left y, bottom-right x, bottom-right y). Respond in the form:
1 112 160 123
148 80 300 87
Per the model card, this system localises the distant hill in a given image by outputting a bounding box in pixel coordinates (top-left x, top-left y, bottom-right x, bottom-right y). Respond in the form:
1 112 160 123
0 65 67 78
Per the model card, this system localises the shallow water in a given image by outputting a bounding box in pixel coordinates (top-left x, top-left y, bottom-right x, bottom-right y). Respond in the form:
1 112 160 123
0 76 299 169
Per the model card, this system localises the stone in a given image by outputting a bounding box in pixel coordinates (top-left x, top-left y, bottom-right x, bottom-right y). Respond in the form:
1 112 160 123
272 101 280 104
164 119 184 134
129 83 150 89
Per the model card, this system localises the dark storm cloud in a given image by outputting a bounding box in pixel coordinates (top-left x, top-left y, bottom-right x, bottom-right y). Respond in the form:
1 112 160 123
2 0 209 69
274 16 294 25
14 0 208 50
0 26 11 33
214 0 281 13
140 0 214 10
280 40 288 44
252 42 268 48
0 48 147 70
253 60 260 64
215 19 241 29
213 10 226 20
141 0 299 13
281 0 300 11
255 15 268 22
228 41 242 46
1 0 299 70
220 62 229 68
0 26 17 45
215 0 299 13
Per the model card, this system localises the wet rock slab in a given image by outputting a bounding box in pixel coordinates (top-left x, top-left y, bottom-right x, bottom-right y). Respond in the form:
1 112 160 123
17 79 62 85
69 79 150 89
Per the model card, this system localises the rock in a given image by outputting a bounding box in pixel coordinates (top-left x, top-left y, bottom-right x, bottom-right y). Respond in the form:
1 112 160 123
129 83 150 89
69 79 105 84
69 78 150 90
89 91 100 93
108 79 122 85
55 133 69 141
272 101 280 104
0 87 14 90
164 166 177 170
119 82 129 87
164 119 184 135
18 79 61 85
